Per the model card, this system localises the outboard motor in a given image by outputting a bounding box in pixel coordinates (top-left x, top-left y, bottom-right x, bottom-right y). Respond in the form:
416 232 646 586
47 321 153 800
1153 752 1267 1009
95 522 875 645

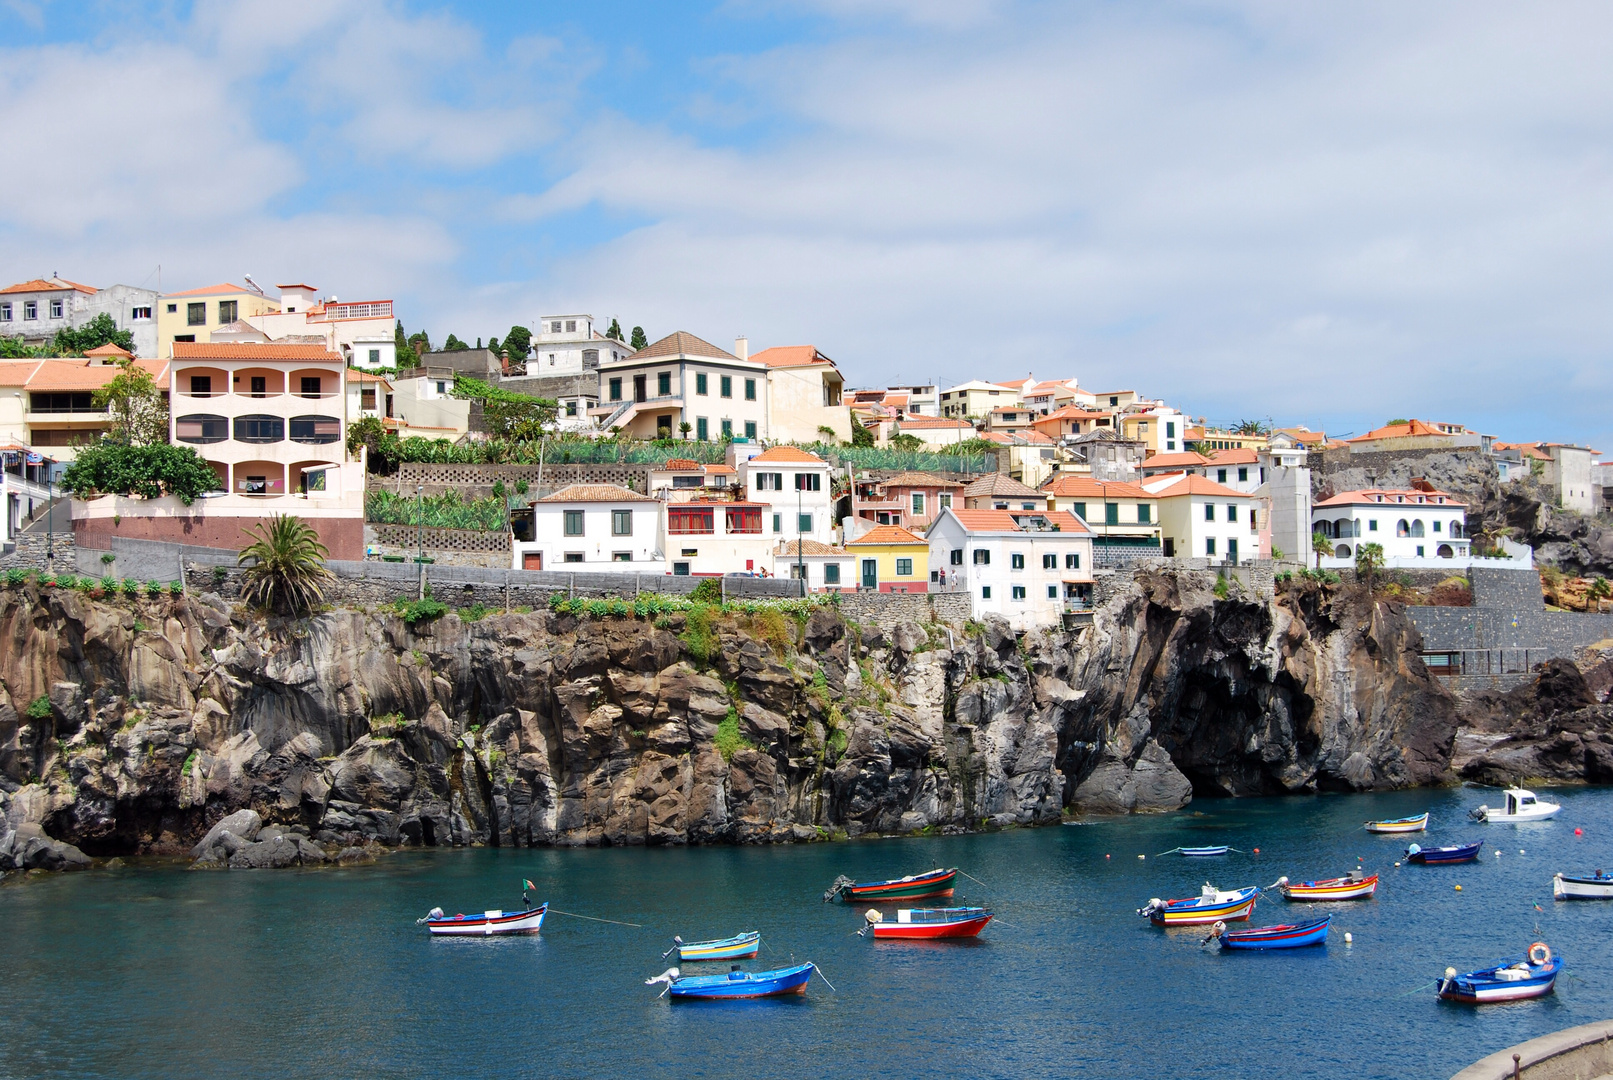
415 906 445 924
823 875 855 903
1136 898 1163 918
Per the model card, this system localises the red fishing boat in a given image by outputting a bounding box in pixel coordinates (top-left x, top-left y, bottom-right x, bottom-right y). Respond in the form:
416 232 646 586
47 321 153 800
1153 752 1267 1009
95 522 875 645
861 907 993 939
823 867 957 902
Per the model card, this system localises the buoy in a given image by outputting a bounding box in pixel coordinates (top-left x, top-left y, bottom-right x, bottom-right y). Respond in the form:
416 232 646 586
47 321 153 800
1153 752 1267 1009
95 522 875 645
1252 847 1260 854
1496 850 1502 858
1454 884 1462 891
1105 854 1111 859
1344 932 1353 944
1138 854 1145 860
1575 828 1583 836
1445 966 1457 979
1394 861 1401 867
1519 850 1525 855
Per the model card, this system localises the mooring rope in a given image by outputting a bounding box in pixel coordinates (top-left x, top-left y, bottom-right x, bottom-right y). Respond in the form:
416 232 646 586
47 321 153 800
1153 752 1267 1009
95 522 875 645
546 907 643 928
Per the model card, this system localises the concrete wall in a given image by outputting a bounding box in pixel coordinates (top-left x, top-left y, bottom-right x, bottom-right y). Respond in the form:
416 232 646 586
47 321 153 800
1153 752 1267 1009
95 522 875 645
837 589 972 629
1450 1017 1613 1080
73 509 365 562
1408 565 1613 656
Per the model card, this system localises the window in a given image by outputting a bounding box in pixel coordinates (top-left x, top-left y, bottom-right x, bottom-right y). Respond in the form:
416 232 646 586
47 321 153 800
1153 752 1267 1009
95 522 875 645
721 419 733 437
1138 504 1151 524
582 349 598 366
564 510 584 536
895 557 914 576
25 301 38 320
682 548 698 557
720 375 733 398
912 493 926 517
824 564 840 584
186 302 206 326
1226 504 1238 523
939 493 952 510
1397 519 1410 537
1369 520 1378 532
982 586 992 599
696 372 708 395
0 303 11 321
1071 502 1086 521
1105 503 1119 525
772 513 782 533
50 299 64 319
301 376 321 398
241 475 268 495
1205 537 1216 556
1167 421 1175 438
673 562 690 576
233 414 284 443
1011 552 1025 569
798 513 813 532
173 335 194 342
744 421 756 440
565 400 578 417
1065 553 1080 569
744 378 756 401
612 510 633 536
1043 553 1057 569
1048 585 1058 599
973 549 991 565
656 415 672 439
950 549 963 565
1411 519 1425 538
795 473 822 491
189 375 212 396
1238 467 1248 482
612 552 632 562
1416 545 1425 557
1217 468 1227 483
669 506 715 535
1433 520 1442 533
756 472 781 490
175 414 227 443
217 300 237 324
696 418 708 441
1011 586 1026 600
564 553 584 563
565 320 576 332
672 475 703 489
368 348 380 365
1204 503 1215 522
361 388 376 410
609 378 623 402
249 376 266 398
551 321 563 333
289 415 341 444
657 372 671 396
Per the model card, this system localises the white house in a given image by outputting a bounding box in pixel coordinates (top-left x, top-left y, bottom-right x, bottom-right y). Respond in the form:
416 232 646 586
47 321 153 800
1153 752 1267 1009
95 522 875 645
1202 448 1265 494
594 331 770 441
511 483 665 572
0 277 159 357
530 314 632 376
1142 472 1259 563
776 538 852 591
740 445 837 547
345 369 392 424
249 285 398 370
926 507 1094 630
748 344 853 444
1312 485 1469 565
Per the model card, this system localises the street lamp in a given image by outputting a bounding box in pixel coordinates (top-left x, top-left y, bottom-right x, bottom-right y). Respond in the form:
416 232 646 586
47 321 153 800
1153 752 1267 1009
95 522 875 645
796 482 805 594
45 473 54 566
415 484 425 599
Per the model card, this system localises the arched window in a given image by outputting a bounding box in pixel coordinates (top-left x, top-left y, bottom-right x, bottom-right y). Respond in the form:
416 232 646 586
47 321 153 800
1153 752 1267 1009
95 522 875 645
1410 519 1425 538
1437 544 1454 558
289 415 341 444
1335 544 1351 558
175 413 227 443
234 414 284 443
1396 519 1410 537
1449 520 1464 539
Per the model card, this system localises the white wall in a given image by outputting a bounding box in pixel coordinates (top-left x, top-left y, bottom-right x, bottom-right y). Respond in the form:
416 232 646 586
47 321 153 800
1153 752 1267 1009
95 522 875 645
1155 493 1258 562
519 501 665 570
927 515 1094 630
1311 503 1467 561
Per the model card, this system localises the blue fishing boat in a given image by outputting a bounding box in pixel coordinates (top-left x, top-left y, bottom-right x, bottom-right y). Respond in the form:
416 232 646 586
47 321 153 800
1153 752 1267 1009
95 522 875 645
646 962 816 1000
1405 840 1483 865
1437 944 1560 1003
1213 915 1331 950
663 931 761 962
1138 885 1259 926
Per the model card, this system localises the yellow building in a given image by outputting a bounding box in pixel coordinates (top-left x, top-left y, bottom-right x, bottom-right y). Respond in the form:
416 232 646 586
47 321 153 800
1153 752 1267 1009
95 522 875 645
158 283 279 351
1118 407 1188 454
844 524 930 592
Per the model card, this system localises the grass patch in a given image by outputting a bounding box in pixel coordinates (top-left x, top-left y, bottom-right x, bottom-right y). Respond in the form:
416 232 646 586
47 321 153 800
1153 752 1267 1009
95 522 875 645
681 603 721 668
714 706 754 761
753 608 792 655
181 749 198 776
395 591 448 626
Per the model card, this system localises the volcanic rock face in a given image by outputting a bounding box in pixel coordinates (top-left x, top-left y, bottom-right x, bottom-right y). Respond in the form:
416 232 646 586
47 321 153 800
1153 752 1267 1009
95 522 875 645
0 570 1459 862
1451 656 1613 785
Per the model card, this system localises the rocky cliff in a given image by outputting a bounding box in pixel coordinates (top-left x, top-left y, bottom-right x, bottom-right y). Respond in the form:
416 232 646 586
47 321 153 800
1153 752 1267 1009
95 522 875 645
0 569 1461 864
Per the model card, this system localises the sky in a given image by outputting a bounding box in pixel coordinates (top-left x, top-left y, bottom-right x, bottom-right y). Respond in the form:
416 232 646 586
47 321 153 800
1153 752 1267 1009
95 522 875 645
3 0 1611 447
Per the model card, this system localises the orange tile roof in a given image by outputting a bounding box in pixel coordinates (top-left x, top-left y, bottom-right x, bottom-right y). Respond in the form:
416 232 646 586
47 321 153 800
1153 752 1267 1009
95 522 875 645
894 415 973 429
749 446 826 464
626 331 739 362
1142 451 1210 470
345 369 392 384
877 470 962 488
749 345 832 368
1144 473 1248 499
945 509 1090 535
1204 447 1260 465
163 282 259 298
1345 419 1451 443
536 483 656 503
1037 405 1109 422
778 538 844 556
962 473 1044 499
2 278 96 295
846 524 927 546
1274 427 1326 445
1040 476 1153 499
20 358 168 391
84 342 134 358
705 464 735 475
1313 487 1465 508
661 458 702 471
276 283 318 290
172 342 341 361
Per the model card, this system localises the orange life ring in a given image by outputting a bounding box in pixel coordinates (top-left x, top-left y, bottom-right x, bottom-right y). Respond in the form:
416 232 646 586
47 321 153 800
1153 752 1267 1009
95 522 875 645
1528 942 1552 965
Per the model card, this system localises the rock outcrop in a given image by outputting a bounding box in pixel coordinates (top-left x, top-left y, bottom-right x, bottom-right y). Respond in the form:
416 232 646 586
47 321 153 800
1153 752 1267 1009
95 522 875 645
1452 656 1613 785
0 569 1461 863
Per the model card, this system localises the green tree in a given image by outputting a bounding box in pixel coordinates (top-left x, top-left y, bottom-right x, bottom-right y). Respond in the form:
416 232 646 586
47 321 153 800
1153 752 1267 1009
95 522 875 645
629 326 649 351
889 433 923 450
237 514 333 616
1355 542 1385 591
394 321 418 369
347 416 402 474
408 330 432 357
850 422 874 447
1589 576 1611 612
93 357 168 445
1387 418 1408 426
51 313 134 356
0 336 43 359
1233 419 1270 436
443 334 469 352
60 444 220 504
1312 529 1333 569
487 335 502 358
606 318 624 342
679 421 692 440
503 324 532 360
452 375 557 441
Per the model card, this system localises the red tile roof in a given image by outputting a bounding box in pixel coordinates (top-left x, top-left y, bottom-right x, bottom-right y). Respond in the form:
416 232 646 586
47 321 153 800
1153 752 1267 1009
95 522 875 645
1204 447 1260 465
163 283 260 298
749 345 833 368
962 473 1044 499
537 483 656 503
1040 476 1153 499
1 278 96 295
945 509 1090 535
877 471 962 488
172 342 341 361
750 446 826 464
84 343 134 358
1346 419 1452 443
894 415 973 430
662 458 702 471
1142 451 1210 470
846 524 927 546
1313 488 1466 508
1036 405 1108 422
626 331 739 362
1143 473 1248 499
12 358 169 391
779 538 845 556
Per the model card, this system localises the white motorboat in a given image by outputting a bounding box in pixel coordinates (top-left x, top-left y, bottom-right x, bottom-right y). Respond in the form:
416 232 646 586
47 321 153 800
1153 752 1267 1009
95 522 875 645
1471 788 1561 823
1554 872 1613 900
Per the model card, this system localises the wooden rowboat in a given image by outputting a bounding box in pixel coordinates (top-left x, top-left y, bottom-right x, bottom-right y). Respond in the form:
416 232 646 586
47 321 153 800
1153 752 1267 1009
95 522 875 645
1365 812 1428 834
665 931 761 961
1437 945 1560 1003
1276 872 1378 901
861 907 992 940
824 868 956 903
1138 885 1258 926
1215 915 1331 950
647 963 816 1000
1406 841 1482 865
420 904 547 937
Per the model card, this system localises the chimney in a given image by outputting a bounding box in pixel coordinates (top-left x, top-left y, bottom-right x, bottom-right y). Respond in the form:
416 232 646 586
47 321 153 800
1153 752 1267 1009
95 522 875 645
734 336 748 361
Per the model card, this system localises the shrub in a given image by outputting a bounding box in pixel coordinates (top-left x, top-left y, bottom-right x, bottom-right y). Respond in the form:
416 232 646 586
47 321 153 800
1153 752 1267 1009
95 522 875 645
689 578 723 605
1213 573 1230 600
825 726 848 761
753 608 792 654
168 580 184 596
59 443 221 504
396 594 449 626
714 707 753 761
146 580 163 598
461 602 491 621
101 575 117 592
25 696 52 720
4 568 26 586
238 514 333 615
681 603 720 667
121 579 140 597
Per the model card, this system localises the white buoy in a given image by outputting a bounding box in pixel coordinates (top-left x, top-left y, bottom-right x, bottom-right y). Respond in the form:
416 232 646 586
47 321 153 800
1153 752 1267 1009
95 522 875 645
1138 854 1146 860
1519 849 1525 855
1344 932 1353 943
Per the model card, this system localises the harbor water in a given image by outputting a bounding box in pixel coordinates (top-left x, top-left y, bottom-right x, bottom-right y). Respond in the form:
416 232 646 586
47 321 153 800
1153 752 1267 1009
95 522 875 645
7 785 1613 1079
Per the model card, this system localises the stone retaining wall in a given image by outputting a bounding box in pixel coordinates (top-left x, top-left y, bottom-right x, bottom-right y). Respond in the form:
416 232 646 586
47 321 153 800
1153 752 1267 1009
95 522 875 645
0 531 75 570
368 523 510 554
836 590 972 629
387 462 654 497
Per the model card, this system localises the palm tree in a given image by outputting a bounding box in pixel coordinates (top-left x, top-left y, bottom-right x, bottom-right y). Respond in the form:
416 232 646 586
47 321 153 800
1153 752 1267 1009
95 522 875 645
1312 529 1332 570
1589 576 1611 613
1355 542 1385 592
678 421 692 440
238 514 333 616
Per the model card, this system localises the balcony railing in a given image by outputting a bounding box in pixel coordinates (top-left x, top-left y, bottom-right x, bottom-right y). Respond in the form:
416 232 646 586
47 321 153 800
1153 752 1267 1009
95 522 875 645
174 391 343 399
310 301 392 321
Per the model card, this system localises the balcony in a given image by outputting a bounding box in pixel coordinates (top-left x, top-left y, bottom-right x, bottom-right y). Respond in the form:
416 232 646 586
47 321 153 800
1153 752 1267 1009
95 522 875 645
309 300 393 322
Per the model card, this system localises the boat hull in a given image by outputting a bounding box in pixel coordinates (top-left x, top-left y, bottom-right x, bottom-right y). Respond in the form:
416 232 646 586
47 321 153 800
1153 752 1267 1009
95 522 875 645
1407 841 1483 864
1280 875 1378 901
1437 957 1560 1003
667 963 814 1000
1553 874 1613 900
1147 888 1259 926
1478 807 1562 823
844 869 957 901
678 932 762 961
1365 813 1428 834
426 905 547 936
1219 916 1330 950
1181 847 1229 857
870 909 992 939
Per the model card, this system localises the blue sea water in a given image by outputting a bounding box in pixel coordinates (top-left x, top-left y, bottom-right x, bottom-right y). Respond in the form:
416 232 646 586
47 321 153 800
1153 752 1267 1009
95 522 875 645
6 786 1613 1080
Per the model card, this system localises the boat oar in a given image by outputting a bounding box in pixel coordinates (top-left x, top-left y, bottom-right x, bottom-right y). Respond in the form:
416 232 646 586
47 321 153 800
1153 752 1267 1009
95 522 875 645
813 965 837 992
546 908 644 928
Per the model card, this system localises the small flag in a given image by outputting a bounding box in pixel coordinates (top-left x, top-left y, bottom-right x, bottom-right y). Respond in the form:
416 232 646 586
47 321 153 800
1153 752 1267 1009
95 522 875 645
523 879 536 891
1534 903 1544 912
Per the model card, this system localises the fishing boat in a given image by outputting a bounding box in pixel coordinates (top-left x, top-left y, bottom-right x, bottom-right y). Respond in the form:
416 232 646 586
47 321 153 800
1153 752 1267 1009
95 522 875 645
1156 845 1231 857
646 963 816 1000
418 904 547 937
1471 788 1562 824
1213 915 1331 950
1138 884 1259 926
1275 871 1378 901
1405 841 1483 865
1364 812 1428 834
664 931 761 961
1436 944 1560 1003
1553 871 1613 900
823 867 956 903
861 907 993 939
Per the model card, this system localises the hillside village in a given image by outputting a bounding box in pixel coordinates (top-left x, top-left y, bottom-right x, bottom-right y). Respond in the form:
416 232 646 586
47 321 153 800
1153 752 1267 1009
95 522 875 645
1 273 1608 632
